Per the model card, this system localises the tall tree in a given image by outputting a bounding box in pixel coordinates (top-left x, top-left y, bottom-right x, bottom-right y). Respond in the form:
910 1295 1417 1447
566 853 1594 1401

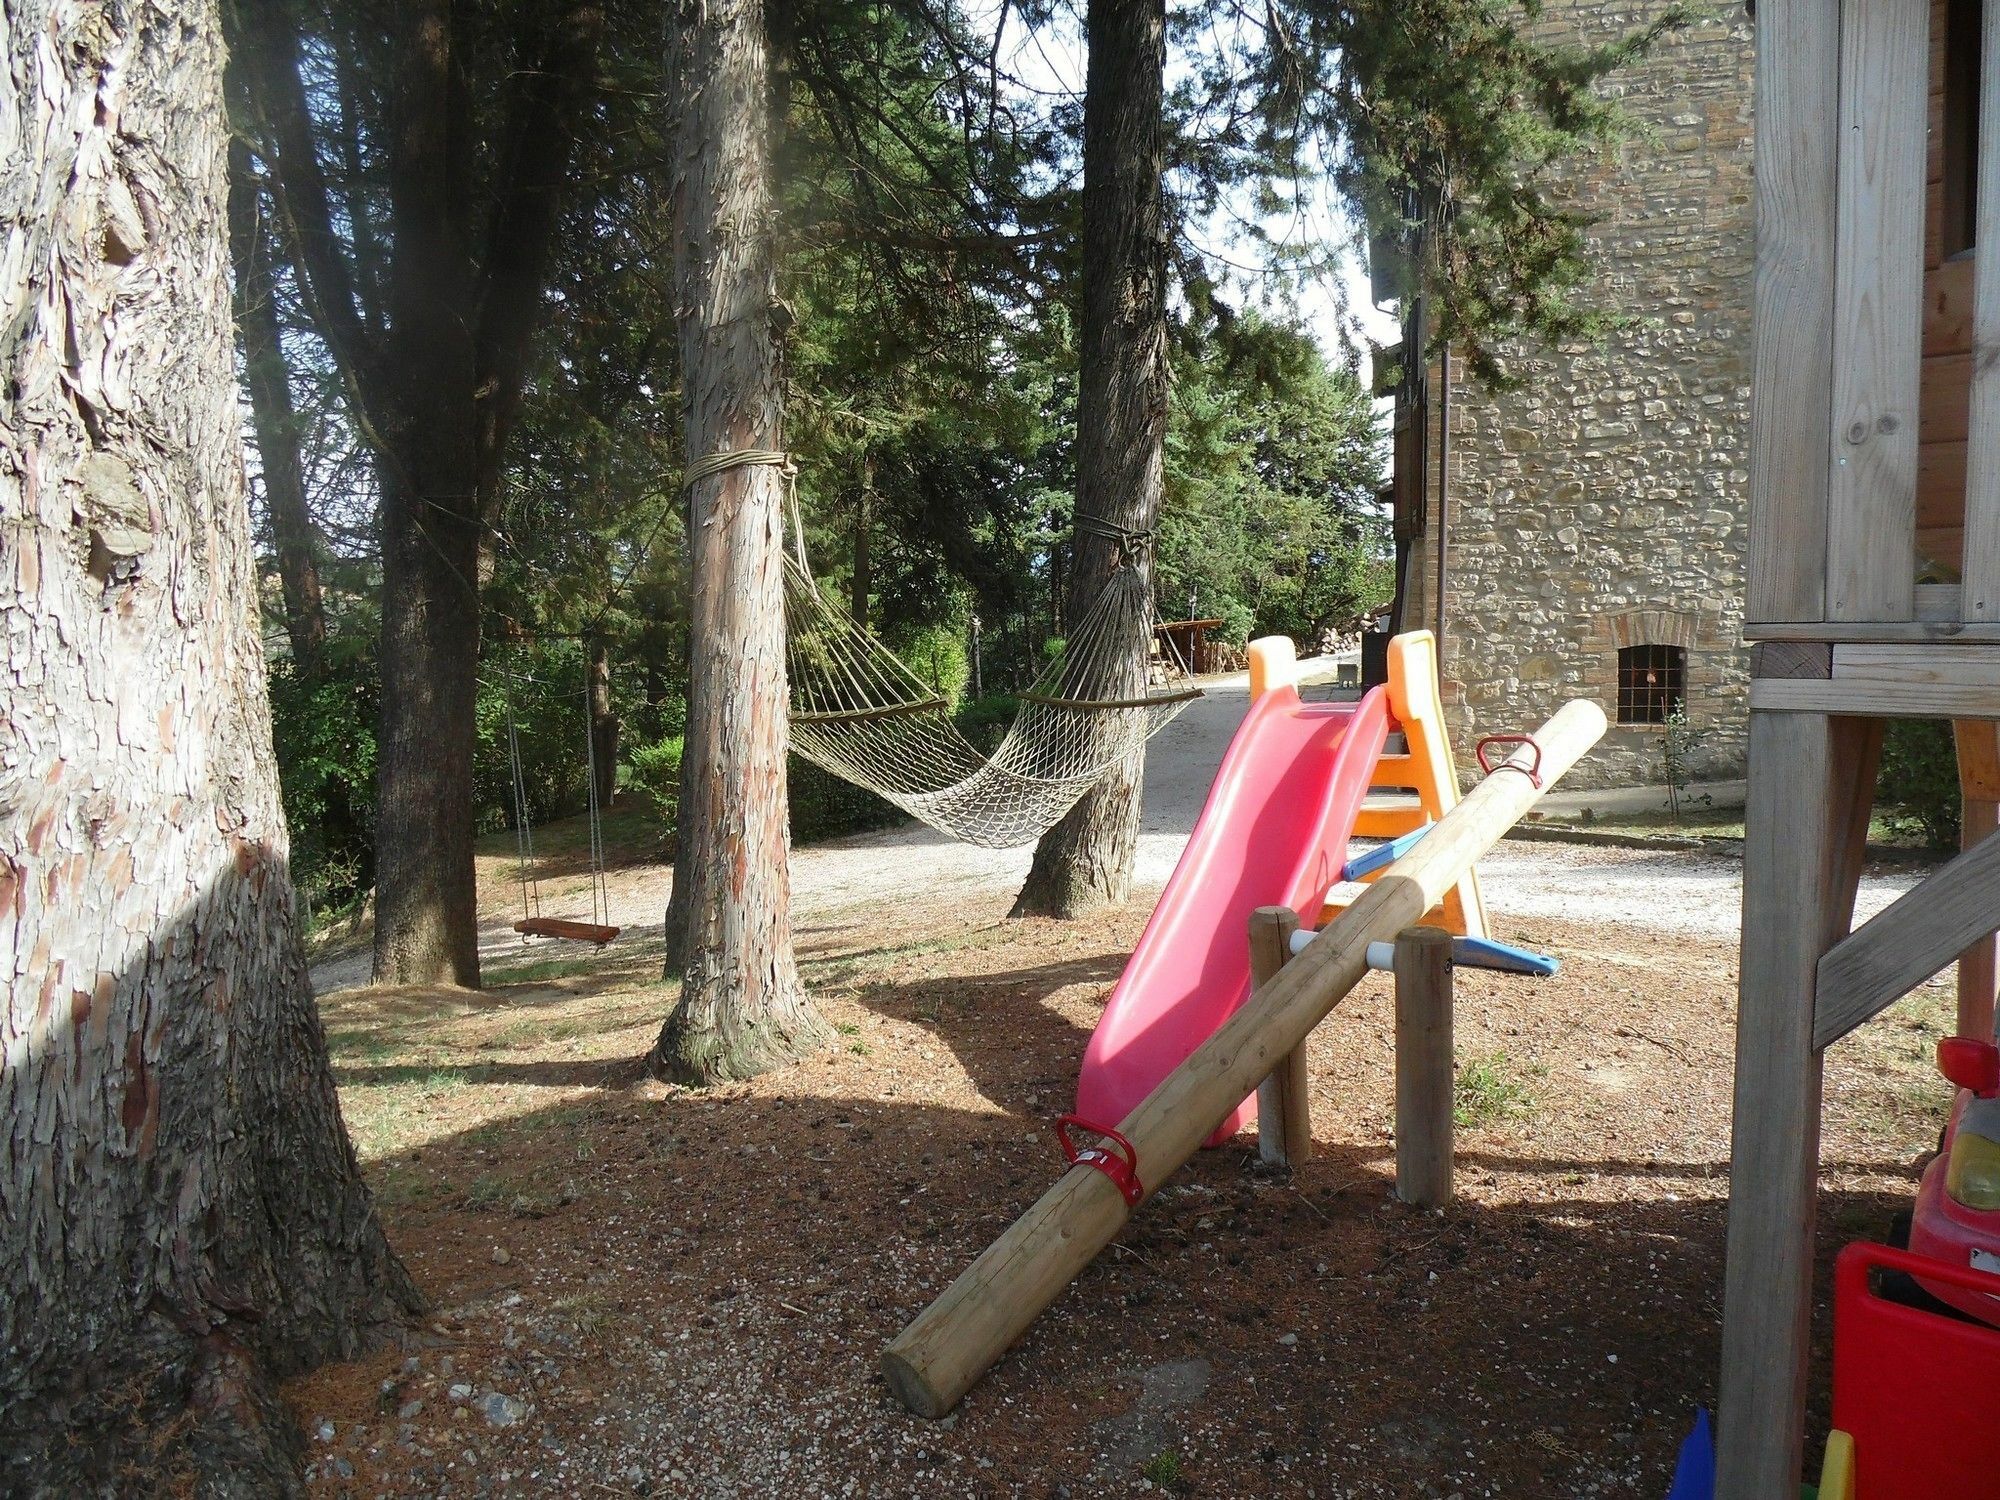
1011 0 1169 918
228 140 328 670
650 0 832 1081
232 0 605 986
0 2 419 1490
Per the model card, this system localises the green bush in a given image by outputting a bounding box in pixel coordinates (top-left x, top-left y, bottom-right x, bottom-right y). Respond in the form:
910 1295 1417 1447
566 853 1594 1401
954 691 1019 755
623 734 683 818
266 637 378 918
476 640 589 831
1212 598 1255 648
890 620 971 707
787 757 903 843
1876 717 1961 849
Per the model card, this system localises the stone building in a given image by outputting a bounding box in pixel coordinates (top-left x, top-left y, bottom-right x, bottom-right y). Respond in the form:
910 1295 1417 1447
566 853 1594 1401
1391 2 1756 790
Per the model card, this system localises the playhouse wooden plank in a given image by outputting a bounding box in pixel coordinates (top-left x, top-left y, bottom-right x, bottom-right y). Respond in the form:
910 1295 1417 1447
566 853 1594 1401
1815 821 2000 1047
1751 677 2000 716
1717 712 1879 1500
1960 0 2000 618
1747 0 1842 625
1825 0 1928 622
1833 641 2000 684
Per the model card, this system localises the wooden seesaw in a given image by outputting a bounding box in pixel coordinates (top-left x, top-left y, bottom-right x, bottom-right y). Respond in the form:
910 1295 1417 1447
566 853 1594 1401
881 697 1608 1418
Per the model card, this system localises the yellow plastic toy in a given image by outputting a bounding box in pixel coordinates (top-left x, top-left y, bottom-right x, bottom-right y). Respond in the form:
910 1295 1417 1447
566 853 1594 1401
1316 631 1489 939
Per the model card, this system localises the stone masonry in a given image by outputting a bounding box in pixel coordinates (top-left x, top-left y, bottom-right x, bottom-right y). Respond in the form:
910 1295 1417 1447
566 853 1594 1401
1401 2 1755 790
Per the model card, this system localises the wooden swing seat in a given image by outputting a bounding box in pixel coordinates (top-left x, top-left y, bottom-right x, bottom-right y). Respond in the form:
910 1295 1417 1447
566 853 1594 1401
512 917 621 946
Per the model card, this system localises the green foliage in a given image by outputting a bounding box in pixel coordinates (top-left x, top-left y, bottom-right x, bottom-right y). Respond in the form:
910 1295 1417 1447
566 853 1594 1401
623 735 684 818
1660 704 1709 824
1159 316 1389 647
787 758 903 844
1876 718 1962 850
888 621 971 709
954 692 1019 756
1454 1050 1541 1128
266 637 377 916
1140 1451 1183 1488
476 641 590 833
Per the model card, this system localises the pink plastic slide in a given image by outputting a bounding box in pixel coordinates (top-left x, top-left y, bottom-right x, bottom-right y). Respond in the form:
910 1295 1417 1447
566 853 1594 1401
1073 668 1392 1139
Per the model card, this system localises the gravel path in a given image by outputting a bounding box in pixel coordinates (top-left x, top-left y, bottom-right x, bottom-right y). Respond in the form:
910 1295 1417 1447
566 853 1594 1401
313 664 1924 991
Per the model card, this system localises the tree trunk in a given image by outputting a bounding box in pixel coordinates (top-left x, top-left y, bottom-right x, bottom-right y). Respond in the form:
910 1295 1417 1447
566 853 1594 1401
0 5 422 1492
1011 0 1168 919
588 637 619 808
227 142 327 670
651 0 830 1084
233 0 604 988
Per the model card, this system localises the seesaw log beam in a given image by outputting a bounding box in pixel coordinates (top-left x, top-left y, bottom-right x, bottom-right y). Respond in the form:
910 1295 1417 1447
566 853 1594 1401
881 700 1608 1418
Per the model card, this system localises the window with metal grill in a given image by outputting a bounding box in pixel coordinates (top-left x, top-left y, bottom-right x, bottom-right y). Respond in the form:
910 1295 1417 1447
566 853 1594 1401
1616 644 1686 725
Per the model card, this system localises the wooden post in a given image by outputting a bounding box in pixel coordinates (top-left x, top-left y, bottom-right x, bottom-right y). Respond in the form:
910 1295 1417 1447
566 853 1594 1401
881 701 1607 1418
1715 711 1880 1499
1393 927 1454 1208
1954 719 2000 1042
1252 907 1309 1169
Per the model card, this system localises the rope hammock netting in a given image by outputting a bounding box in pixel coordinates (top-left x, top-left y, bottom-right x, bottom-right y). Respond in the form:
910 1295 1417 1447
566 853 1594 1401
774 462 1202 848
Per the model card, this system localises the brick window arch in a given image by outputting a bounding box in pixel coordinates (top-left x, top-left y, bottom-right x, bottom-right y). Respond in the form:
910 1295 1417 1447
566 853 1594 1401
1588 608 1701 728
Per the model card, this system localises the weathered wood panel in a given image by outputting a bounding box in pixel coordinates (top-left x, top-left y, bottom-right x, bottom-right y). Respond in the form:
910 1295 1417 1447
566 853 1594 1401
1747 0 1842 625
1959 0 2000 615
1825 0 1928 621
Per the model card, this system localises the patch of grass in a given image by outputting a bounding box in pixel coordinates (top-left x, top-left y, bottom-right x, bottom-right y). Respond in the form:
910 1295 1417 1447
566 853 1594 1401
1454 1051 1542 1128
835 1020 861 1036
487 953 606 986
553 1291 612 1339
1140 1451 1182 1487
847 1041 871 1056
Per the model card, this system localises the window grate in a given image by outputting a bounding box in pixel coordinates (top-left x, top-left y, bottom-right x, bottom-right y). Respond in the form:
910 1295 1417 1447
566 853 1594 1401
1617 644 1686 726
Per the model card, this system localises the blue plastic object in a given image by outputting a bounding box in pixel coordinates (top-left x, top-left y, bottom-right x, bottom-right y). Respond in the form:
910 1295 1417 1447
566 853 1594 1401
1341 823 1432 881
1665 1408 1715 1500
1452 935 1559 977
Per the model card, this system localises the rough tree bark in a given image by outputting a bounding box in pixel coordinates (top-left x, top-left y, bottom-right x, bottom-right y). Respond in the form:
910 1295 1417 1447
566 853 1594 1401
650 0 831 1083
233 0 604 987
0 4 422 1492
226 140 326 669
1011 0 1168 919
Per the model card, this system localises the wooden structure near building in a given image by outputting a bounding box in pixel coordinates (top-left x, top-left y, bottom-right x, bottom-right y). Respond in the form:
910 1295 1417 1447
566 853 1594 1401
1720 0 2000 1490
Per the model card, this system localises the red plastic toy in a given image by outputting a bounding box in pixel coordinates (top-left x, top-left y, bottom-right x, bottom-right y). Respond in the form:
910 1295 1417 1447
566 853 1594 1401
1906 1036 2000 1323
1825 1241 2000 1496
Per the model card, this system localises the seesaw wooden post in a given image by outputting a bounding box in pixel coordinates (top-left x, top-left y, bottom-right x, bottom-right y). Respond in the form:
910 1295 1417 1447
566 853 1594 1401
1252 906 1310 1169
1393 926 1455 1208
881 700 1607 1418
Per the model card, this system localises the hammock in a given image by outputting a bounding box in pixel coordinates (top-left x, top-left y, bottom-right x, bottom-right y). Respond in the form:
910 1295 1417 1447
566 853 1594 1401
785 516 1201 849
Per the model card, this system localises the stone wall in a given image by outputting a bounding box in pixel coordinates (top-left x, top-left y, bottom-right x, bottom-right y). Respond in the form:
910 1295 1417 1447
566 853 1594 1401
1405 2 1756 790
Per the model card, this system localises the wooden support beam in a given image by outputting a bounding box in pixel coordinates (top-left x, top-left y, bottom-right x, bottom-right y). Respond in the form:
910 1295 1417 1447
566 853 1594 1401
881 701 1608 1418
1958 0 2000 619
1955 719 2000 1041
1751 677 2000 716
1814 811 2000 1048
1716 713 1881 1499
1393 927 1454 1209
1749 642 1833 679
1252 906 1310 1170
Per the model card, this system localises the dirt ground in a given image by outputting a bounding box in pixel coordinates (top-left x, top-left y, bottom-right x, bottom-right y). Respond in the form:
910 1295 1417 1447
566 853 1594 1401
291 835 1954 1499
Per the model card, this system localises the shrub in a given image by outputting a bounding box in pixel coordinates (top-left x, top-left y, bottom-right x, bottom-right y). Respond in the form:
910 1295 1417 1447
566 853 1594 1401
266 637 378 918
1876 717 1960 849
954 691 1019 755
623 734 683 818
887 620 970 708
